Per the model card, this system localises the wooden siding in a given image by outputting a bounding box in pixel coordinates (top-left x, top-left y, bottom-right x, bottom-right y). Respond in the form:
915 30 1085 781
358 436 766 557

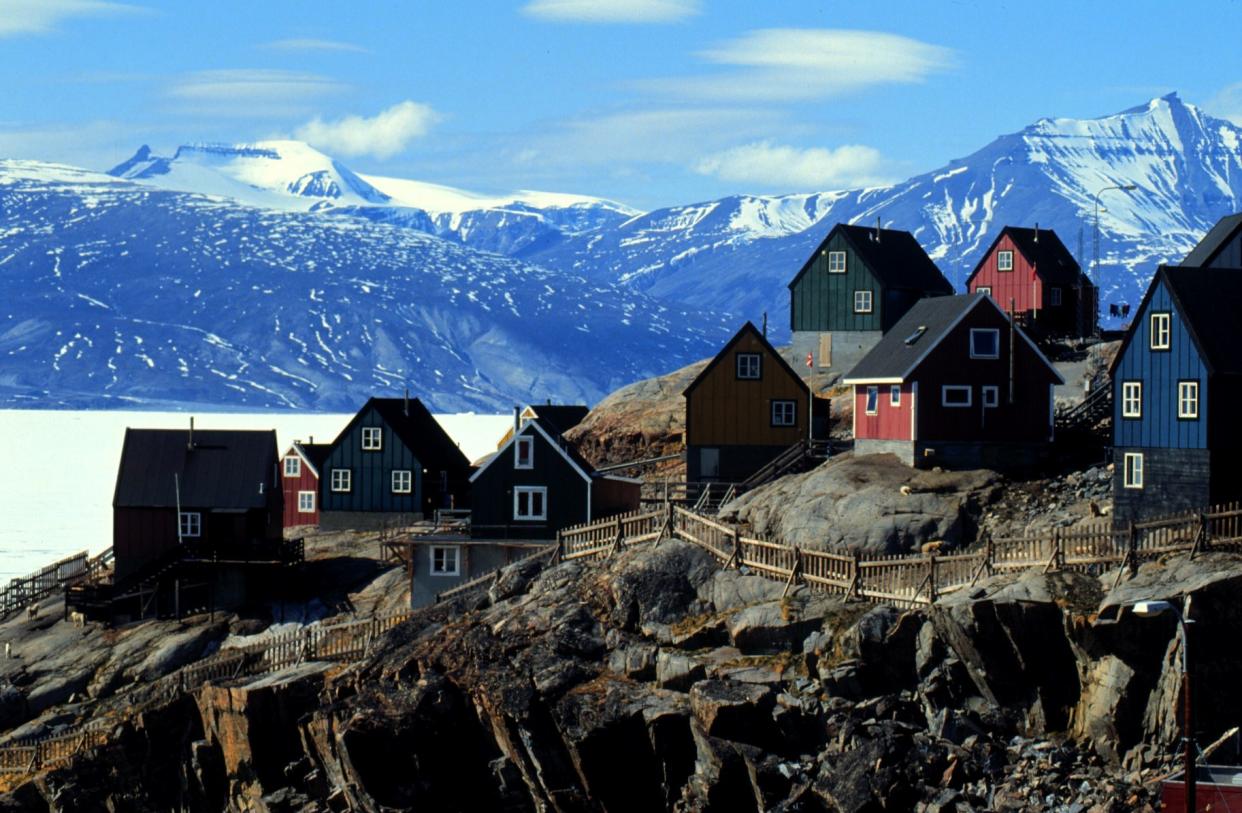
686 330 807 448
280 451 319 527
319 404 423 514
969 234 1042 316
911 306 1057 444
854 383 913 441
1112 278 1209 450
471 427 590 539
591 477 642 519
789 232 882 332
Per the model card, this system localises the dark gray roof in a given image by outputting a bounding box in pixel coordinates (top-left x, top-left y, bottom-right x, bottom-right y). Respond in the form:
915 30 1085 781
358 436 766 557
1183 214 1242 267
334 397 471 476
1154 266 1242 375
789 223 954 295
530 404 590 435
843 294 989 380
114 428 277 509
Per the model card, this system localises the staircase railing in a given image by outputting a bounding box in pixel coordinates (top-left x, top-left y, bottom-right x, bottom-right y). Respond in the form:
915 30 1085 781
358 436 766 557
1057 384 1112 432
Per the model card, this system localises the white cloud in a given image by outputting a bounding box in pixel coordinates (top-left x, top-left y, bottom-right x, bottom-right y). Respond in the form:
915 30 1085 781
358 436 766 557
294 101 440 159
642 28 956 101
1207 82 1242 126
522 0 699 23
166 69 345 117
0 0 144 36
694 141 893 190
261 38 370 54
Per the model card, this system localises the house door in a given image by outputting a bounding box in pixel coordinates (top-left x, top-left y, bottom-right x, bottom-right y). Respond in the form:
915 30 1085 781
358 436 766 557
700 448 720 480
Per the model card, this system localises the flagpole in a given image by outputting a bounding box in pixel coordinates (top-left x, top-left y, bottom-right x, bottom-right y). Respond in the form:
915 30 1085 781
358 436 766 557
806 351 814 445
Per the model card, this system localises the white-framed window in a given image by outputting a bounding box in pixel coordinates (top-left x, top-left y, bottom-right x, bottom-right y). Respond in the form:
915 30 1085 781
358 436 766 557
283 456 301 478
890 385 901 406
331 468 352 492
977 286 992 297
361 426 382 450
179 511 201 538
1150 313 1171 350
1050 287 1062 306
515 435 534 469
392 469 412 493
1123 452 1144 489
982 385 999 408
997 250 1014 272
970 328 1000 359
1121 382 1142 419
514 486 547 520
771 400 796 426
865 385 879 415
854 290 873 313
942 385 972 407
297 491 315 513
1178 381 1199 419
736 353 761 380
429 545 460 576
827 250 847 273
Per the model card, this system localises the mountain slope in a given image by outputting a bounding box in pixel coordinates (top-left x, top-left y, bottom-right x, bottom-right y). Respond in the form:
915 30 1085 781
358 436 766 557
0 161 729 411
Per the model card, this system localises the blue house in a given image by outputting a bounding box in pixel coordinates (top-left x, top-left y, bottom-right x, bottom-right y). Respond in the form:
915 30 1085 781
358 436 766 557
1110 266 1242 524
319 396 472 529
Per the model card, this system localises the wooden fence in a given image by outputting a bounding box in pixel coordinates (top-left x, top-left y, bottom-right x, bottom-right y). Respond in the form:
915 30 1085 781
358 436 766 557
1 551 96 618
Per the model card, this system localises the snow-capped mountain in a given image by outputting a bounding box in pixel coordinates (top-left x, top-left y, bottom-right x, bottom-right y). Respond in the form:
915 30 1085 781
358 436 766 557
0 161 730 411
516 94 1242 334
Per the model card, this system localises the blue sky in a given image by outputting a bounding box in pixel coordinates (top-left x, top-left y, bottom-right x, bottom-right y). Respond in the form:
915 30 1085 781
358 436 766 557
2 0 1240 210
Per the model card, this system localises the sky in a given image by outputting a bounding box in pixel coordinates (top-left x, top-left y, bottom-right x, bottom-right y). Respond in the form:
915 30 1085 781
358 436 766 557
2 0 1242 210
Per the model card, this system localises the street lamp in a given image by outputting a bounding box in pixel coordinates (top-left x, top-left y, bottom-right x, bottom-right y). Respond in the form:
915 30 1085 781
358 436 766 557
1132 597 1196 811
1093 184 1139 333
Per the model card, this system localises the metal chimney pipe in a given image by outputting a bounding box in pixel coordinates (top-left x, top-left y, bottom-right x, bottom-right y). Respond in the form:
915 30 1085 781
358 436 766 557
403 388 409 417
514 405 521 435
188 416 194 451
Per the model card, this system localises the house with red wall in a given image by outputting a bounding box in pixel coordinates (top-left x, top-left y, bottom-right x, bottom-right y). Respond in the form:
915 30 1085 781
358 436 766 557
281 440 331 528
843 293 1063 469
966 226 1096 338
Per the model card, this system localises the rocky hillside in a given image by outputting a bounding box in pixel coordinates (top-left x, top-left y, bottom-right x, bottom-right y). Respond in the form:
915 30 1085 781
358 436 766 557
6 535 1241 811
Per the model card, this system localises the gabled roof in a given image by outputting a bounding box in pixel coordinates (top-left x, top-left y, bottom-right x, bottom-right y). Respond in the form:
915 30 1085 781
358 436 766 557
469 417 593 484
684 321 811 397
529 404 590 435
1109 266 1242 377
332 397 471 474
787 223 954 295
1182 214 1242 267
114 428 277 509
285 441 331 478
842 293 1063 384
966 226 1085 287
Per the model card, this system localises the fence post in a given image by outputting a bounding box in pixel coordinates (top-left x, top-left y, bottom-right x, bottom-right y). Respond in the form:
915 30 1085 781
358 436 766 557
848 551 861 599
553 530 564 564
1127 522 1138 575
927 554 938 604
726 528 740 569
782 546 803 598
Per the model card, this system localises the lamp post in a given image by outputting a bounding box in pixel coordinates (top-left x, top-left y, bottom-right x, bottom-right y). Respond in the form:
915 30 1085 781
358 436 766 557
1093 183 1138 333
1132 598 1196 811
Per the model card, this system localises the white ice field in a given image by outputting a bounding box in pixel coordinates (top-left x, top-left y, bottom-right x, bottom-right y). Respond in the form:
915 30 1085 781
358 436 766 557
0 410 511 583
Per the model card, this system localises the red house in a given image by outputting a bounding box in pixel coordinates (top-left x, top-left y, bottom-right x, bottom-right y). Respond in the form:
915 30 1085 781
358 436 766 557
281 440 331 528
966 226 1097 338
843 293 1063 469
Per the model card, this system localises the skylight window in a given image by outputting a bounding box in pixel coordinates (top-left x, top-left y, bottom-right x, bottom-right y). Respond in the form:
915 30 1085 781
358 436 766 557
904 326 927 345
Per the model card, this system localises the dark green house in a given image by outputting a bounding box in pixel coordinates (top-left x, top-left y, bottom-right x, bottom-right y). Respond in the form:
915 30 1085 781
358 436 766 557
788 223 954 381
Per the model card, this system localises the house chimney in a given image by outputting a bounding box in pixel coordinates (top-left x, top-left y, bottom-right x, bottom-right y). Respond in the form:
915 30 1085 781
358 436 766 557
875 216 881 242
762 311 768 337
308 435 313 444
187 416 195 451
1034 222 1039 242
403 388 409 417
514 405 521 435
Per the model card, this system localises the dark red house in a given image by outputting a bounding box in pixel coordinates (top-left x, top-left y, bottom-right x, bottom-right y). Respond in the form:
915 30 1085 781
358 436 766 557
281 440 331 528
966 226 1097 338
843 293 1063 469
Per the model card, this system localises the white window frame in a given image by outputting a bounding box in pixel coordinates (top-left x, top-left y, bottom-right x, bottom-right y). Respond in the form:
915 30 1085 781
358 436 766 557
865 386 879 415
969 328 1000 359
1121 382 1142 419
361 426 382 450
977 286 992 297
942 385 972 408
1123 452 1144 489
890 385 901 407
1178 381 1199 419
331 468 352 493
853 290 873 314
429 545 461 577
736 353 761 380
1050 287 1062 306
179 511 201 538
771 400 797 426
1150 313 1171 350
515 435 535 469
283 456 301 478
391 469 412 494
997 250 1014 272
297 491 316 513
514 486 548 521
827 250 847 273
982 385 999 408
